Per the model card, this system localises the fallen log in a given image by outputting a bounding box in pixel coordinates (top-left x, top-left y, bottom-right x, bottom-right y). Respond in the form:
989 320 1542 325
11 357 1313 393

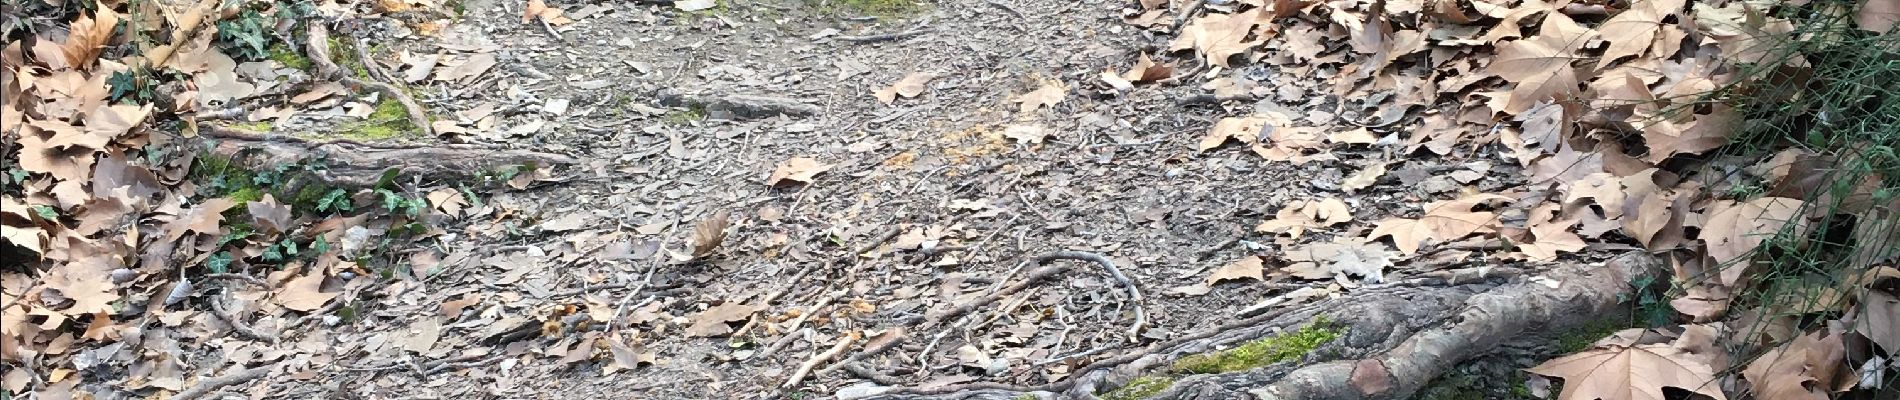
869 252 1664 400
201 126 578 187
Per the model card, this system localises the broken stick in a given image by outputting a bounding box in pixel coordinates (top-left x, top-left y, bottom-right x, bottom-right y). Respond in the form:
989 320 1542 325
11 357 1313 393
781 330 861 389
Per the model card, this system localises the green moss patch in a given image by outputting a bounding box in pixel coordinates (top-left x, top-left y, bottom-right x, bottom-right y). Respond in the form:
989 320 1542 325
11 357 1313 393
266 44 311 71
1171 319 1341 374
1100 375 1175 400
805 0 922 17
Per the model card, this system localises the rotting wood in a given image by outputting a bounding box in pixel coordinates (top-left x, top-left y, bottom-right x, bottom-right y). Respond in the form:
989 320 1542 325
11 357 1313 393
201 126 578 187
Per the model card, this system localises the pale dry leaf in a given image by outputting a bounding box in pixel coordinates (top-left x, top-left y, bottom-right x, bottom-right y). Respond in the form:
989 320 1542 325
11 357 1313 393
1256 198 1353 239
1002 125 1048 144
1742 329 1852 400
427 188 468 216
1595 0 1686 69
1854 290 1898 354
767 157 831 186
691 210 730 258
1488 13 1597 113
686 302 761 337
1526 343 1729 400
1206 256 1264 286
675 0 718 12
874 72 934 105
1369 218 1432 255
60 8 119 68
1012 80 1068 114
164 198 237 241
1282 237 1396 283
1120 52 1174 83
1200 116 1270 152
247 194 293 234
1168 8 1266 67
440 294 482 318
1703 197 1803 284
275 272 339 312
1859 0 1900 32
1340 162 1388 193
523 0 574 25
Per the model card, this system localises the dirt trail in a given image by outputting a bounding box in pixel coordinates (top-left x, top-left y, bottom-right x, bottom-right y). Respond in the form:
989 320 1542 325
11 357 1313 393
265 0 1323 398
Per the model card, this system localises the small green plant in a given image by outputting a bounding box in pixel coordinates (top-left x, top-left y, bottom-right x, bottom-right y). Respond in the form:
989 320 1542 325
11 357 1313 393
315 188 354 214
1099 375 1175 400
215 8 272 61
1553 319 1629 353
376 189 427 217
204 251 234 274
661 106 705 126
1170 319 1341 374
806 0 922 17
106 69 156 104
265 44 311 70
259 237 300 263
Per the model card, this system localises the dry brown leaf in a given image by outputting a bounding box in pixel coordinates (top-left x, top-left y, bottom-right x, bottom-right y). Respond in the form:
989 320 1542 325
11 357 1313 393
1281 237 1396 283
1527 342 1729 400
1206 256 1264 286
1011 80 1068 114
1704 197 1803 284
1742 329 1854 400
766 157 831 186
1853 290 1898 354
1002 125 1048 144
1859 0 1900 32
1369 218 1432 255
164 197 237 241
1199 116 1271 152
608 337 656 372
686 302 761 337
1488 13 1597 114
523 0 573 25
1517 209 1586 261
874 72 934 104
275 272 339 312
1120 52 1175 83
1595 0 1686 69
1340 162 1388 193
1256 198 1352 239
440 294 482 318
1169 8 1265 67
690 210 730 258
59 8 119 69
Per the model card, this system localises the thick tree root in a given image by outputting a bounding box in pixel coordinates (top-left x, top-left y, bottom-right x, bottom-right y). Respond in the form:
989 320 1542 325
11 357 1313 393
305 21 434 137
870 252 1663 400
202 126 578 187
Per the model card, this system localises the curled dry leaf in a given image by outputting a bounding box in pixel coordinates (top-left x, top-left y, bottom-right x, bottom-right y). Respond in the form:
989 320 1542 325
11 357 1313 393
1255 198 1353 239
766 157 831 186
874 72 934 105
1742 329 1854 400
1011 79 1068 114
691 210 730 258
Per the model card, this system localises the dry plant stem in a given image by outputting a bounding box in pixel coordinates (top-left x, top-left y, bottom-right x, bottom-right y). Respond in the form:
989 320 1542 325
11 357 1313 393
782 331 861 388
171 364 274 400
819 332 909 376
304 23 433 137
210 294 279 343
756 290 848 361
837 28 934 43
933 251 1146 337
142 0 220 67
202 273 268 287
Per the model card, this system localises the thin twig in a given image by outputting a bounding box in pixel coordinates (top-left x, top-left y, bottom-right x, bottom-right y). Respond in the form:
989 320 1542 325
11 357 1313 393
171 364 275 400
756 290 848 361
210 294 279 343
202 273 268 288
819 330 908 376
836 28 934 43
305 23 433 137
781 330 861 388
932 251 1146 337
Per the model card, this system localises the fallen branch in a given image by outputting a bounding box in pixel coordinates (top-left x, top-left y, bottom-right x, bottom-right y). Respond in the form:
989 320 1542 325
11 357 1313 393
201 126 578 187
756 290 849 361
171 364 275 400
143 0 221 68
930 251 1146 338
836 28 934 43
820 329 909 376
209 294 279 343
783 330 862 389
304 22 433 137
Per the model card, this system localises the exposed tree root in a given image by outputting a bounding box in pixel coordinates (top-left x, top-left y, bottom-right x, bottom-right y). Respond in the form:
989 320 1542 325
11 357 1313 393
304 22 434 137
171 364 276 400
201 126 578 187
869 252 1664 400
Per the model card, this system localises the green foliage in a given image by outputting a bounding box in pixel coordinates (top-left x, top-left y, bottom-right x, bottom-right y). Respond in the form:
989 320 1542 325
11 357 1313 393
215 8 272 61
377 189 427 217
266 44 311 70
1170 319 1341 374
315 188 353 214
204 251 233 274
661 106 705 126
1624 275 1674 328
1099 376 1174 400
335 99 420 140
106 69 156 104
260 237 300 263
28 205 58 221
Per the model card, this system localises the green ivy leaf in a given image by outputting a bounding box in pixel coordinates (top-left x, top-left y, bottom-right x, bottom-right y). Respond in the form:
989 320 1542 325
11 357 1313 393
29 205 58 221
206 251 233 274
